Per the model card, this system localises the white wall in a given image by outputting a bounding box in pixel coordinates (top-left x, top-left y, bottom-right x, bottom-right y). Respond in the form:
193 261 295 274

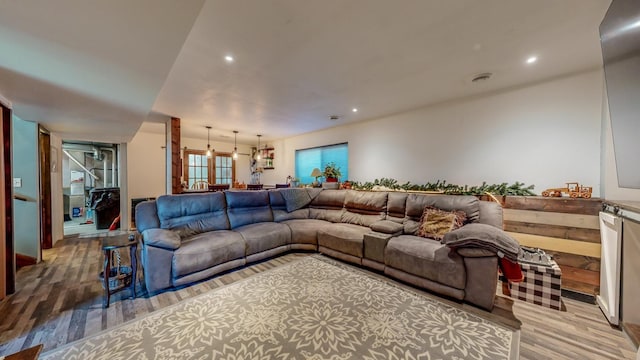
12 115 40 260
126 123 253 212
263 70 604 196
127 129 166 200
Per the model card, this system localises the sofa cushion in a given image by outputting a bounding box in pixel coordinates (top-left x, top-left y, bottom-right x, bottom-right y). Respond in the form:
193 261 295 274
477 200 504 229
135 201 160 232
416 206 466 240
225 191 273 229
142 228 181 250
156 192 229 236
386 192 408 223
234 222 291 256
283 219 333 245
385 235 466 290
273 208 310 222
405 194 480 223
309 189 346 210
268 190 287 210
308 189 346 223
404 194 480 235
370 220 404 235
172 230 245 278
341 190 387 226
309 208 345 223
318 223 369 258
269 190 307 221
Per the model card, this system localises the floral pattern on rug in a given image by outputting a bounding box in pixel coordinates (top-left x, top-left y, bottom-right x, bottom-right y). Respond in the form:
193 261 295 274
42 256 516 360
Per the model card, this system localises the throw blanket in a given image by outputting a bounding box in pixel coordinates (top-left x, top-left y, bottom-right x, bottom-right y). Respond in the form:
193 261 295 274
442 223 520 262
442 223 523 282
279 188 323 212
499 258 524 282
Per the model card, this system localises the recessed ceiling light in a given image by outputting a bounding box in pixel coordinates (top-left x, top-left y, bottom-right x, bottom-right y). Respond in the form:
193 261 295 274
352 108 358 113
526 56 538 64
225 55 234 63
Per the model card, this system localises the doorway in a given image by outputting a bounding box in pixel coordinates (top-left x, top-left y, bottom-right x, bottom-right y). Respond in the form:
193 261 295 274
62 141 120 237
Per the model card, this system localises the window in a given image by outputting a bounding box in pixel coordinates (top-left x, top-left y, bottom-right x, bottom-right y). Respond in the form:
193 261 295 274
184 150 209 189
183 150 235 188
215 155 233 184
295 143 348 185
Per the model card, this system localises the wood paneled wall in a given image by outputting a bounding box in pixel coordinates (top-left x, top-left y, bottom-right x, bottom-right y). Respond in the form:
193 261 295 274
502 196 602 298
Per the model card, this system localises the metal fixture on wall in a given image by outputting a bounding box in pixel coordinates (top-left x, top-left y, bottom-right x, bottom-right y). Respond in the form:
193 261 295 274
233 130 239 160
61 142 118 187
256 134 262 160
206 126 213 157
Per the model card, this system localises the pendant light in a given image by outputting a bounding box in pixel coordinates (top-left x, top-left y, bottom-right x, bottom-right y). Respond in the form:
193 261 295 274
206 126 213 157
256 134 262 160
232 130 239 160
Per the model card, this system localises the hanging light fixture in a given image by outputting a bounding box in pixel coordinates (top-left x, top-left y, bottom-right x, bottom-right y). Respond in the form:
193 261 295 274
233 130 239 160
206 126 213 157
256 134 262 160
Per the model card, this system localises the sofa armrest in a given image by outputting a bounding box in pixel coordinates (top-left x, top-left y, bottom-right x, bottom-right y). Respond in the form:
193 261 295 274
442 223 520 261
142 228 181 250
369 220 404 235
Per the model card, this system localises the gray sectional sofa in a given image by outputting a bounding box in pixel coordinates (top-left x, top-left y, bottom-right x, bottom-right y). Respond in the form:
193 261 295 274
136 189 507 310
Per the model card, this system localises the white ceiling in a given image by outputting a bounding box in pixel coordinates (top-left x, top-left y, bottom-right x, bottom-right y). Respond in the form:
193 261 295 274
0 0 611 144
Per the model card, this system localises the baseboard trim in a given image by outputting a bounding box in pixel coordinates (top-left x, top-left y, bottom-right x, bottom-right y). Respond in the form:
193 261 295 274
16 253 37 269
562 288 596 304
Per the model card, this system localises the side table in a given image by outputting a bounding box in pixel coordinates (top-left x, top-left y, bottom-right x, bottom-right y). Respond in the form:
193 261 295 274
101 234 138 308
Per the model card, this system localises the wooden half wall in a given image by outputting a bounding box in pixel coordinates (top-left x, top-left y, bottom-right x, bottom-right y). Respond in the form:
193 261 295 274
502 196 602 298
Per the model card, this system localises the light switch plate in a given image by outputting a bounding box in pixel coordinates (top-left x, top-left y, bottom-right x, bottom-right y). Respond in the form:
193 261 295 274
13 178 22 188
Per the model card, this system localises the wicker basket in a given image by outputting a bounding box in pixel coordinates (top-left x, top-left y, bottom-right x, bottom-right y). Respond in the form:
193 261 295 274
99 266 132 290
99 249 132 290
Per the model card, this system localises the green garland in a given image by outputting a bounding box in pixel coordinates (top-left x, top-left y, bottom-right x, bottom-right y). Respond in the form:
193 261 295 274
349 178 536 196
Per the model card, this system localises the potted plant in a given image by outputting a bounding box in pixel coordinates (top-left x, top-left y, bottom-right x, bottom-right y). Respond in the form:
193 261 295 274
323 162 342 182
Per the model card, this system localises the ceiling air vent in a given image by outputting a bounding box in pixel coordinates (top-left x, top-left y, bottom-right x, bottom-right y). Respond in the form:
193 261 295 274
471 72 493 83
329 115 340 121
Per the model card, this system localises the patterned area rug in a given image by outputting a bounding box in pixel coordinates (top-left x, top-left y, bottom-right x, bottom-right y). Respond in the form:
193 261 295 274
42 256 519 359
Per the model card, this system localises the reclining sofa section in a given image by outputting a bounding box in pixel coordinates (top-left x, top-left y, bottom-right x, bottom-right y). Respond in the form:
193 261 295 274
136 189 505 310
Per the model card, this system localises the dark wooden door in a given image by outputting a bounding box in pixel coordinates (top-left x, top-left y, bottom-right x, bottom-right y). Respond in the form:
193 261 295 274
39 127 52 250
1 103 15 297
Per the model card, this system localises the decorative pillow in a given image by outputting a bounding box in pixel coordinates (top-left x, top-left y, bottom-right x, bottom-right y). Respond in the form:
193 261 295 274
280 188 313 212
416 206 467 240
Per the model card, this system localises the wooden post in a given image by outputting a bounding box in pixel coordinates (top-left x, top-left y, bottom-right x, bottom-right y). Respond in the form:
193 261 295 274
0 104 5 300
39 127 52 250
1 104 15 297
170 117 181 194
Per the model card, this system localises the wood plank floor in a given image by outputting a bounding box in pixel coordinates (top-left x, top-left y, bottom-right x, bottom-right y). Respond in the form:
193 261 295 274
0 237 636 359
